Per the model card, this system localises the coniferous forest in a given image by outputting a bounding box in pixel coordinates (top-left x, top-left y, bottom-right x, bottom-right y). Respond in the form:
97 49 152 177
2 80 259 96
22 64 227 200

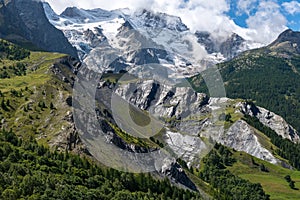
0 129 201 200
243 115 300 170
191 53 300 132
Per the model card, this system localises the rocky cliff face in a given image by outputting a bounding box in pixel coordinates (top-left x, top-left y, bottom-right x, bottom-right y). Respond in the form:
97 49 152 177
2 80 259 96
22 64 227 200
48 52 299 187
113 80 298 166
195 31 247 60
220 120 278 164
161 158 197 191
46 57 86 153
0 0 78 58
237 101 300 143
71 69 199 190
114 80 208 118
220 33 246 59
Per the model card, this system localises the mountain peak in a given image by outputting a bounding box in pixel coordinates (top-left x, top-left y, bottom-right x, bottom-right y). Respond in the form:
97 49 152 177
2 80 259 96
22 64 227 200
60 7 82 18
269 29 300 54
276 29 300 43
42 1 60 21
59 6 117 24
132 9 189 32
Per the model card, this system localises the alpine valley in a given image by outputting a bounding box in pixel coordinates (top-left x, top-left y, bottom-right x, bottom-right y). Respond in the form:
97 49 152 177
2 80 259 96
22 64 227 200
0 0 299 200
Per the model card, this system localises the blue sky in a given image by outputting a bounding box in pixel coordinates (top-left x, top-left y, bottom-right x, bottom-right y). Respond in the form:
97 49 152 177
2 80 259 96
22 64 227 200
227 0 300 31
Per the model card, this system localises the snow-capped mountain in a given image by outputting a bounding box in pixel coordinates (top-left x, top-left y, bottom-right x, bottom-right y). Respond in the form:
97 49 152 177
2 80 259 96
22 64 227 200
128 9 189 32
43 2 262 77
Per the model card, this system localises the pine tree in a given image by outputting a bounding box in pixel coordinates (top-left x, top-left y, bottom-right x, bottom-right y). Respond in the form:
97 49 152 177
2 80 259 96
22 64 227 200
289 181 295 189
1 98 8 111
50 102 55 110
6 99 10 107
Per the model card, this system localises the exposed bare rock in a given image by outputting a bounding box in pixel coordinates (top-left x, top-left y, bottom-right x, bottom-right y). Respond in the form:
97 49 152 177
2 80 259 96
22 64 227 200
114 79 208 118
165 131 208 168
47 110 89 154
195 31 248 60
219 120 278 164
46 57 89 154
161 158 197 191
114 80 297 166
237 101 300 143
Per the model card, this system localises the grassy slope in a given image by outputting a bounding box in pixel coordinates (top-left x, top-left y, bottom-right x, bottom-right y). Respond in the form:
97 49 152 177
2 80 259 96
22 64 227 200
228 150 300 200
0 51 72 146
221 100 300 199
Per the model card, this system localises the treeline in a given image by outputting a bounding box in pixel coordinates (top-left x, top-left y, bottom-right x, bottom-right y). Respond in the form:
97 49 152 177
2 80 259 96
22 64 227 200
0 62 27 78
199 144 270 200
0 129 201 200
191 54 300 132
221 55 300 132
0 39 30 60
243 115 300 170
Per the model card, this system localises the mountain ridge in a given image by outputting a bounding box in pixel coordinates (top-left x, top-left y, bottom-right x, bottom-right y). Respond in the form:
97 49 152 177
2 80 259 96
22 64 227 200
44 2 263 71
0 0 78 58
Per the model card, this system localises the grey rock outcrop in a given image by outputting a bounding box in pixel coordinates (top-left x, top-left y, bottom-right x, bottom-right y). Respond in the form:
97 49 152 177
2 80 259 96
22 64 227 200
195 31 246 60
220 33 246 59
237 101 300 143
114 79 295 166
219 120 278 164
114 79 208 119
161 158 197 191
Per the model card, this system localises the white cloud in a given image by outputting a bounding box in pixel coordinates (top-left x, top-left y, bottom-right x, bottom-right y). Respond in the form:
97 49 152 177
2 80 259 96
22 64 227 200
245 1 287 44
236 0 257 15
282 1 300 15
149 0 235 38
